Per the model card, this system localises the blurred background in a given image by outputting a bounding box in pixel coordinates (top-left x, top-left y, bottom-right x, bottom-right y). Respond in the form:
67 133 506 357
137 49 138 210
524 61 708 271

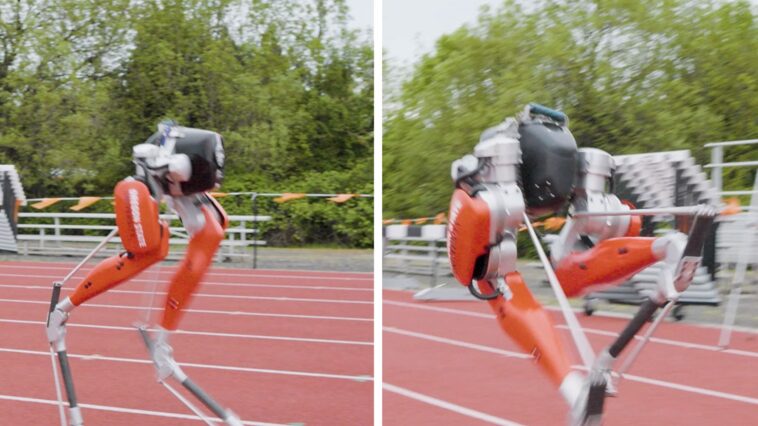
383 0 758 218
0 0 374 255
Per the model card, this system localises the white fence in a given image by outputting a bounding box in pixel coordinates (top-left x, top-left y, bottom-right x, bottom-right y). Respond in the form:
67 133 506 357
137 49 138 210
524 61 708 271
705 139 758 267
715 212 758 266
16 212 271 262
383 224 450 285
705 139 758 346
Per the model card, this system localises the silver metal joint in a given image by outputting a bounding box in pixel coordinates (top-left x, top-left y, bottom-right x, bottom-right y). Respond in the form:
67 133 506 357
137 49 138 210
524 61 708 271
68 406 84 426
576 148 615 194
474 128 522 185
224 411 244 426
150 327 188 382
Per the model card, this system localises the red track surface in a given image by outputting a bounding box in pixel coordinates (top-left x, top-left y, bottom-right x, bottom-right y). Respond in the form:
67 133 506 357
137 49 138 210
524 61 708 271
383 289 758 425
0 261 373 425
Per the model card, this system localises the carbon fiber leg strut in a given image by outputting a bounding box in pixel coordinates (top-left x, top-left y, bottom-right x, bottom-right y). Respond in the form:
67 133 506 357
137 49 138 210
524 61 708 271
594 212 717 395
609 298 663 359
56 351 83 425
137 326 243 426
591 297 663 395
47 281 83 426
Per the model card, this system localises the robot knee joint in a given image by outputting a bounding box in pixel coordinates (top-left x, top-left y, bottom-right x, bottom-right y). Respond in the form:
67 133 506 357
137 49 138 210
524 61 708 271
197 207 226 245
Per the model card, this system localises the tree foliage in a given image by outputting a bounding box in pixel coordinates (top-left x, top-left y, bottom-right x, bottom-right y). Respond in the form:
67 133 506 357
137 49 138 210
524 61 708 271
384 0 758 218
0 0 373 247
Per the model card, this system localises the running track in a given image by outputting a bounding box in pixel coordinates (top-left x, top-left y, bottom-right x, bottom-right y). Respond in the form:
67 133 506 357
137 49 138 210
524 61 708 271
0 261 373 425
383 289 758 425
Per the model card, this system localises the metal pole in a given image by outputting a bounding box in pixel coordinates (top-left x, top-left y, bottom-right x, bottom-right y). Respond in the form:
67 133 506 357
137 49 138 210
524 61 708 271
239 220 246 260
572 206 712 218
712 145 723 194
54 217 61 248
251 193 259 269
430 239 438 287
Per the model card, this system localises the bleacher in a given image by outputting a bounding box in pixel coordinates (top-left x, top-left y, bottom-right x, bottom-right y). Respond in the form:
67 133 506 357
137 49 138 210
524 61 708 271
0 165 27 253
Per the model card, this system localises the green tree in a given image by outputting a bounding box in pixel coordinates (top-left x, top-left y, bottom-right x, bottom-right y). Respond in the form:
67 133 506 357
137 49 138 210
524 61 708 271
0 0 373 247
384 0 758 218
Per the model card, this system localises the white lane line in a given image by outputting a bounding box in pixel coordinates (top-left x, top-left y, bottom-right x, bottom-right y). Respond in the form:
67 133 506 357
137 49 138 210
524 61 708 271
572 364 758 406
385 289 758 335
383 383 524 426
0 318 373 346
616 372 758 405
0 394 283 425
0 264 373 281
555 325 758 359
384 300 758 358
0 272 372 292
0 261 374 278
547 306 758 335
384 300 492 318
385 326 758 406
0 348 373 382
0 298 372 322
0 284 372 305
384 327 530 359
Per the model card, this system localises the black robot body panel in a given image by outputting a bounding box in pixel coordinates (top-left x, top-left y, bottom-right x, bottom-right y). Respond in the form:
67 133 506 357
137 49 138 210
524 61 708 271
147 126 225 195
518 121 577 216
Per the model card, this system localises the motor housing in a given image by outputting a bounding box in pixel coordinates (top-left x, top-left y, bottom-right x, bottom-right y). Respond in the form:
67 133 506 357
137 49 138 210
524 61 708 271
146 127 225 195
518 120 577 216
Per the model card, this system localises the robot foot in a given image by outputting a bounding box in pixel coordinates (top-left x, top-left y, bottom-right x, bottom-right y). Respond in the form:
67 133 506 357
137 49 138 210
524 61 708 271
570 372 607 426
591 349 617 397
137 325 242 425
604 374 617 397
223 411 243 426
138 325 187 382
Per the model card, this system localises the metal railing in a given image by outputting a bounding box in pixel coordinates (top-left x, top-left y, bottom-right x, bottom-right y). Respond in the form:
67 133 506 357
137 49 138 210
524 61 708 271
704 139 758 266
704 139 758 347
705 138 758 196
16 212 271 263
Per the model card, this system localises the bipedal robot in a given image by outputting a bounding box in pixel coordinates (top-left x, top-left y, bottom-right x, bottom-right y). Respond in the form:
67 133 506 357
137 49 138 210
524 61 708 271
45 122 243 425
447 104 717 425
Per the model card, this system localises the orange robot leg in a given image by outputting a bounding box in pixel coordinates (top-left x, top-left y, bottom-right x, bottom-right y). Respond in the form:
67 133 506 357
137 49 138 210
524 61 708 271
479 272 572 386
160 205 227 330
69 180 169 307
554 237 659 298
